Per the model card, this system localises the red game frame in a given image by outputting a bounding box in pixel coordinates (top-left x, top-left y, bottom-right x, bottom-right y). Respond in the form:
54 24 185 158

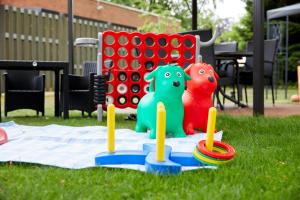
100 31 200 109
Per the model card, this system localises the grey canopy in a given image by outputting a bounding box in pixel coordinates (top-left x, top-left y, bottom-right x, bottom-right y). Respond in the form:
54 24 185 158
267 3 300 99
267 3 300 19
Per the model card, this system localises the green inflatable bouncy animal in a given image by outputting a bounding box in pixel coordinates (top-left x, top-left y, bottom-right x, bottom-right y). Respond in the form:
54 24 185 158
135 64 191 139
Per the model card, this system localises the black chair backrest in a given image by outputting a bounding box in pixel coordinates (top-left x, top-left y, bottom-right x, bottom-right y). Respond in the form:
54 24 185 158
214 42 237 52
245 41 254 71
179 29 215 68
264 39 278 77
6 70 39 90
214 42 238 78
83 61 97 76
245 39 278 77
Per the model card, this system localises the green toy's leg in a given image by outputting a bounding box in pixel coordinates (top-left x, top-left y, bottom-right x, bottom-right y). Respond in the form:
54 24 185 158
135 122 147 133
149 128 157 139
174 126 186 138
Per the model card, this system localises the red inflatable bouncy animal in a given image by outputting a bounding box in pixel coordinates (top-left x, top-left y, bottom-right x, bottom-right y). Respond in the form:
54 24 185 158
183 63 219 134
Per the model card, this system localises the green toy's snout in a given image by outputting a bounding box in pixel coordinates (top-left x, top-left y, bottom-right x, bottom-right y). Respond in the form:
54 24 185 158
173 81 180 87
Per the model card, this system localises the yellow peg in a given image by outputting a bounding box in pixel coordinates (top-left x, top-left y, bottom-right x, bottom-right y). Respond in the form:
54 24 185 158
206 107 217 151
107 104 115 153
156 102 166 162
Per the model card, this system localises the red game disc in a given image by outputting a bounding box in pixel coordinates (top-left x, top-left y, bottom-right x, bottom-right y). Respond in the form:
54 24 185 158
0 127 8 145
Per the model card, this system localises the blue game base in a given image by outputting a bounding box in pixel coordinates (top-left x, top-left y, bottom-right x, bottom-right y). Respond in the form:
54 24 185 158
95 143 206 175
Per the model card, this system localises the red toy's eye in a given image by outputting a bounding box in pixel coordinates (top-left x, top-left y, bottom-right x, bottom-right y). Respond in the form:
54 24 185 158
198 69 205 75
209 70 213 74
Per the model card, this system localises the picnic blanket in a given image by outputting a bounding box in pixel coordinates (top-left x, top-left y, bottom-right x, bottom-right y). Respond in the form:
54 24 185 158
0 121 222 171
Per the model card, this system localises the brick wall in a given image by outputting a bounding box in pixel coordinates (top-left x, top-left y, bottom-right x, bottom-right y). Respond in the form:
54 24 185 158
0 0 159 28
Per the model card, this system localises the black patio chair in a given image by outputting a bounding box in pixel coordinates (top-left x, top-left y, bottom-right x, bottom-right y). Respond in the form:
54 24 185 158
214 42 238 104
61 61 97 117
4 70 45 116
239 39 279 105
215 42 237 53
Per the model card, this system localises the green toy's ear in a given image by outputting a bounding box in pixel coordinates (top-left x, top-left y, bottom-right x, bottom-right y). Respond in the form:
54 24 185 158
145 69 156 81
184 71 192 80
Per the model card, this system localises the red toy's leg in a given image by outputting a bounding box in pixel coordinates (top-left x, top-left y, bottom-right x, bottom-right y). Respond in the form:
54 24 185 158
183 122 195 135
200 118 208 133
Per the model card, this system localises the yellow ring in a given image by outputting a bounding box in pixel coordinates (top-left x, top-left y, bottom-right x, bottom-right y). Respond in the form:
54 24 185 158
193 149 233 165
212 146 227 154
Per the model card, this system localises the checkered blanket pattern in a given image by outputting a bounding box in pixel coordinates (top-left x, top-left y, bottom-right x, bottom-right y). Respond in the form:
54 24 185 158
0 121 222 171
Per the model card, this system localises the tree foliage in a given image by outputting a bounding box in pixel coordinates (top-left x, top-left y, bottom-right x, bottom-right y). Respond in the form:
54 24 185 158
106 0 222 33
218 0 253 50
138 10 184 33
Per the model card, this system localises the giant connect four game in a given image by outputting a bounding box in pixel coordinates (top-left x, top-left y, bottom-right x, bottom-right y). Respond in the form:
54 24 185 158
101 31 199 109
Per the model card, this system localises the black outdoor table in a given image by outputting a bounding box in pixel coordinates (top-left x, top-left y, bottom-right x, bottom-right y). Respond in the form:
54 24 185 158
214 51 253 110
0 60 69 121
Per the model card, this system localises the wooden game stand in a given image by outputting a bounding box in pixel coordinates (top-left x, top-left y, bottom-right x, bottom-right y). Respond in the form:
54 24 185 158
291 66 300 102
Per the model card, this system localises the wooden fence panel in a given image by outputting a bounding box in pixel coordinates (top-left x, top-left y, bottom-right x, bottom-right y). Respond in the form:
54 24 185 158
15 8 22 59
0 5 137 91
7 7 14 60
0 6 6 92
23 8 30 60
0 6 6 59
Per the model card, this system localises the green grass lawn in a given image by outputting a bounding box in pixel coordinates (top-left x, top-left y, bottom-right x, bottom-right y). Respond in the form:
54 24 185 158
0 94 300 199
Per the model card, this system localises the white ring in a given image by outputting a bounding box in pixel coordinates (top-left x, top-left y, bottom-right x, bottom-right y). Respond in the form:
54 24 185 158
118 96 126 104
117 84 128 94
132 96 139 104
106 96 114 104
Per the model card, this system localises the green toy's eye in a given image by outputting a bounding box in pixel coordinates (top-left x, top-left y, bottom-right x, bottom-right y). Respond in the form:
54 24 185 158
176 72 182 77
199 69 205 75
164 72 171 78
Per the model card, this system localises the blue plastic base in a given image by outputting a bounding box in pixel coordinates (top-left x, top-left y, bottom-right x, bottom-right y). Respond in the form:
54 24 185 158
95 143 206 175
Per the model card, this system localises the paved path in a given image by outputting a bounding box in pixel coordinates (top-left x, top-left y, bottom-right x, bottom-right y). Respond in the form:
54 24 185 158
116 103 300 117
221 103 300 117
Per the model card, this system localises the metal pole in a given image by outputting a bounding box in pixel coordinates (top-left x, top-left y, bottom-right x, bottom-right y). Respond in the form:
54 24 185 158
63 62 69 119
267 19 270 39
253 0 264 116
285 16 289 99
97 32 103 121
68 0 74 74
192 0 197 30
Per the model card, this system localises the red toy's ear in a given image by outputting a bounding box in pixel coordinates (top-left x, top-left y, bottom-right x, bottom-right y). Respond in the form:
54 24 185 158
213 69 219 80
184 64 193 75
